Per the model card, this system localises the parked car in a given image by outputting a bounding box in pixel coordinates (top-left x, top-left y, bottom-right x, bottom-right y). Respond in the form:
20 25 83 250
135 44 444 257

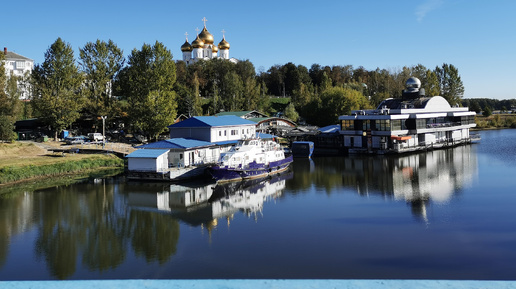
87 133 104 142
66 136 86 145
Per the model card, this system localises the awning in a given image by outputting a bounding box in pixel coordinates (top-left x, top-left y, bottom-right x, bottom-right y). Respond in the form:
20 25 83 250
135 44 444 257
391 135 412 141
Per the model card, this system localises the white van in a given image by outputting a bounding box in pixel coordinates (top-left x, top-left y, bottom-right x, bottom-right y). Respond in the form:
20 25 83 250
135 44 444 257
87 133 104 142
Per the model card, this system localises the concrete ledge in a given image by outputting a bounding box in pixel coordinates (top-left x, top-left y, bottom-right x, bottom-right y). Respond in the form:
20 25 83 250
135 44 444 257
2 280 516 289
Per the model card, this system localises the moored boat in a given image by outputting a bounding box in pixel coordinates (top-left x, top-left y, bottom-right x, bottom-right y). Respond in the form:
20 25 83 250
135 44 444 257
208 137 293 183
291 141 314 158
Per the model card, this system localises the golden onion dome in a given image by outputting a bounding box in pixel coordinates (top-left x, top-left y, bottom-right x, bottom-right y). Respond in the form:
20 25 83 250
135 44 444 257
199 27 214 45
181 40 192 52
218 36 230 50
212 45 219 53
191 35 204 48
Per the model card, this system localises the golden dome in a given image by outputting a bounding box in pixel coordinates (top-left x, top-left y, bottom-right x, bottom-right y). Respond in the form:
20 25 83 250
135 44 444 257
191 35 204 48
181 40 192 52
199 27 214 45
218 36 230 50
211 45 219 53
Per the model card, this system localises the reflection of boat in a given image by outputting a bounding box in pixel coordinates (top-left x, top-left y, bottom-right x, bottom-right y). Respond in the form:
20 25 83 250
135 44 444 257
208 172 293 218
291 141 314 158
126 172 293 227
208 138 293 183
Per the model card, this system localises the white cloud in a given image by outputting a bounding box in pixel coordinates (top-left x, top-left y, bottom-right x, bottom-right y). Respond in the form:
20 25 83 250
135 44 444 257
415 0 444 22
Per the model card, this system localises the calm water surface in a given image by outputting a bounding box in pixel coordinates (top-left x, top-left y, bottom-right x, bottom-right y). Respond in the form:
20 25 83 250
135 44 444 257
1 129 516 280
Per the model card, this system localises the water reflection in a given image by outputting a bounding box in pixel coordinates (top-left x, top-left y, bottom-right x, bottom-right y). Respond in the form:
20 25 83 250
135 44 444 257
0 177 180 279
291 145 478 221
128 172 293 230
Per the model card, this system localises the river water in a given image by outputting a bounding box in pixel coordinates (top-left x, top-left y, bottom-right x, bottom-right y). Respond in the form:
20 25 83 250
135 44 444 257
1 129 516 280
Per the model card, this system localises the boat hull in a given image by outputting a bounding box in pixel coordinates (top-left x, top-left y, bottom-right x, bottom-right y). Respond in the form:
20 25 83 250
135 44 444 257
209 156 293 183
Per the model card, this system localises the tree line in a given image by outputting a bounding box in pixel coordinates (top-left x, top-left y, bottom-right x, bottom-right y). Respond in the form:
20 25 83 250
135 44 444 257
1 37 482 142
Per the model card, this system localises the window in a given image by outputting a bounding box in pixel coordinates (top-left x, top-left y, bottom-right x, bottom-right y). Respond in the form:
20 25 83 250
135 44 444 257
341 120 354 130
391 120 403 131
377 119 391 131
16 61 25 69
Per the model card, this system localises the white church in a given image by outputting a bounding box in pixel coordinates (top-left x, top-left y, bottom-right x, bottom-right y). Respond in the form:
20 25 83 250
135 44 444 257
181 17 238 65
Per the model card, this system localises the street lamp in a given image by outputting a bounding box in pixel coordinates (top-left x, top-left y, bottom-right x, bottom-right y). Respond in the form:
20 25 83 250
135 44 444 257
101 116 107 149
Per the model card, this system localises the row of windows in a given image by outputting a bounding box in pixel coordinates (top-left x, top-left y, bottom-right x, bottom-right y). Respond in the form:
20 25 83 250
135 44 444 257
341 116 475 131
218 128 251 137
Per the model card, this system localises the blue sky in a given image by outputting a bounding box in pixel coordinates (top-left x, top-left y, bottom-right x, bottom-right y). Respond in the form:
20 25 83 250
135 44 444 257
2 0 515 99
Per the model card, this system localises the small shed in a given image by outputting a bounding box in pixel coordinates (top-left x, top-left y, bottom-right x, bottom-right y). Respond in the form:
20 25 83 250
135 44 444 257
126 149 170 172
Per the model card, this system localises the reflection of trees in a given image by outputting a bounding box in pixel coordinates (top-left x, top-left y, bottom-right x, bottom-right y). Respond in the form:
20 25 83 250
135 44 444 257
28 178 180 279
127 210 179 264
288 158 349 194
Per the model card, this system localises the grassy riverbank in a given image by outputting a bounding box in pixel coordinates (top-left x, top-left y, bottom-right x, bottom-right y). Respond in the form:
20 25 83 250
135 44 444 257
0 142 124 186
475 114 516 129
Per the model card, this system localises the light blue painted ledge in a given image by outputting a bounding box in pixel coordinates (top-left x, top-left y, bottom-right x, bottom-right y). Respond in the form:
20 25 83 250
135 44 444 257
1 280 516 289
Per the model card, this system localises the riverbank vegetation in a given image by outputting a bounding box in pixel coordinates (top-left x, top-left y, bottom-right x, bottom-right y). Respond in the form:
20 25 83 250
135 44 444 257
475 114 516 129
0 142 123 185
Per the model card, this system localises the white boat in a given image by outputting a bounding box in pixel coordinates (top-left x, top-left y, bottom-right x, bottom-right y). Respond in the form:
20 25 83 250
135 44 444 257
339 77 478 154
208 137 293 182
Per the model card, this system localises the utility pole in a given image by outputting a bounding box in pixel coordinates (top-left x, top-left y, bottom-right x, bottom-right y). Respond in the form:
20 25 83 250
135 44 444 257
101 116 107 149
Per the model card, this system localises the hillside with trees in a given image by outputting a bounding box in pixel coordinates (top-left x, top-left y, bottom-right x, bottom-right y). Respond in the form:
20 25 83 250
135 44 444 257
2 37 514 142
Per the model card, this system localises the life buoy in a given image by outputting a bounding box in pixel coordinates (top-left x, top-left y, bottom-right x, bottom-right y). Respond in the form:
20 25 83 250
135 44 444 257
195 149 199 154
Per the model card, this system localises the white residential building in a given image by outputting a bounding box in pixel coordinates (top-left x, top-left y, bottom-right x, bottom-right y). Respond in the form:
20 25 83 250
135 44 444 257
2 47 34 99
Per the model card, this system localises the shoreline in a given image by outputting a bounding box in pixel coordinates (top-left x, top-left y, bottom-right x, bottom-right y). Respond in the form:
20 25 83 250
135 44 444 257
0 141 125 188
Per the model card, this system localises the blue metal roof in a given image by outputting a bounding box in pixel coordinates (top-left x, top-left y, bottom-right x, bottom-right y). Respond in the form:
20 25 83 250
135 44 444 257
168 115 256 128
125 149 169 158
318 124 340 133
257 132 277 139
136 138 213 149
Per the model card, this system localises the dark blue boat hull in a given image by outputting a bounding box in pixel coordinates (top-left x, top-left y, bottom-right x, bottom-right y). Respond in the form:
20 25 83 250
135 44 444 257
209 156 293 182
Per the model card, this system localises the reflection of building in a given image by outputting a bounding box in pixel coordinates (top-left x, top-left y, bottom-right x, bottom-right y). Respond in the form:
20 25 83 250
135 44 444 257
339 146 477 221
339 77 477 154
127 173 292 230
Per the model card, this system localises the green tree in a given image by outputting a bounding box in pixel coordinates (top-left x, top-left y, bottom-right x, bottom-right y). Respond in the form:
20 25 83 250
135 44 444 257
482 106 492 117
0 53 24 141
435 63 464 106
31 38 84 140
79 39 124 122
221 71 243 111
122 41 177 138
284 102 299 122
312 86 371 126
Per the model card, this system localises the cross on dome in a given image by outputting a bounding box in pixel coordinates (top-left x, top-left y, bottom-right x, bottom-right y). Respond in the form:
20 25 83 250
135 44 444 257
201 17 208 27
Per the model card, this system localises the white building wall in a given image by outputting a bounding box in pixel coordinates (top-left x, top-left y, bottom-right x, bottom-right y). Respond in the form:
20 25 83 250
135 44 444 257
182 51 191 62
193 48 202 59
219 49 229 59
210 125 255 142
128 158 157 171
170 127 211 142
452 130 462 141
